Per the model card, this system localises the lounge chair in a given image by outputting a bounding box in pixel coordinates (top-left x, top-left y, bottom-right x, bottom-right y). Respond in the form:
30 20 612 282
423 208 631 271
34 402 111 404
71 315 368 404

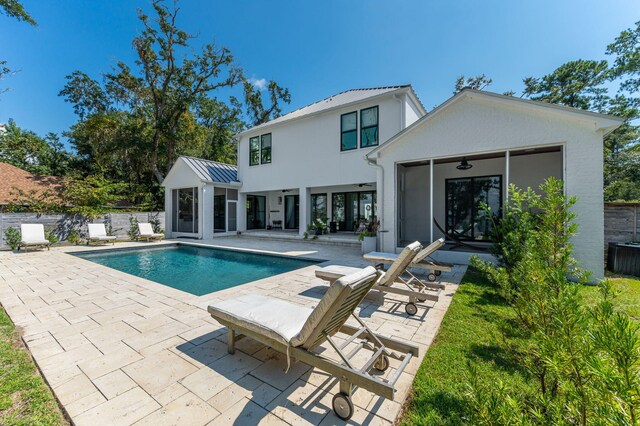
137 223 163 242
87 223 116 245
208 266 418 421
316 241 441 315
19 224 51 251
363 238 453 284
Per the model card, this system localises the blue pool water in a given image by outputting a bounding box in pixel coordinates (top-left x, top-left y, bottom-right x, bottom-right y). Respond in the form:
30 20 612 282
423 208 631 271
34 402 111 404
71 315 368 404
74 244 318 296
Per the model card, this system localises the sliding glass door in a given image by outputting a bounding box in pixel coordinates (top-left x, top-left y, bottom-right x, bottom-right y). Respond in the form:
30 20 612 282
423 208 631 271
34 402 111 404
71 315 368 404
331 191 376 231
446 175 501 241
284 195 300 229
246 195 266 230
172 187 199 234
214 187 226 233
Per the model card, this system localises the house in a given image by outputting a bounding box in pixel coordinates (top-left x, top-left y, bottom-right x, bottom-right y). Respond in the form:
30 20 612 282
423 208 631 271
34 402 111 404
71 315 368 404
162 86 623 279
0 162 64 208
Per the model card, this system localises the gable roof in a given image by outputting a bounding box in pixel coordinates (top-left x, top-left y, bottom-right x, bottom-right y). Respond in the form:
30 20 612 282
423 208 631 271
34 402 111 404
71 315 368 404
366 88 625 160
178 156 239 184
236 85 426 137
0 162 64 205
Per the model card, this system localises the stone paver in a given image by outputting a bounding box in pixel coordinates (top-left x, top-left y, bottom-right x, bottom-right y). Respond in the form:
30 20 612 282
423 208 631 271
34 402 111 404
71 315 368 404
0 237 465 425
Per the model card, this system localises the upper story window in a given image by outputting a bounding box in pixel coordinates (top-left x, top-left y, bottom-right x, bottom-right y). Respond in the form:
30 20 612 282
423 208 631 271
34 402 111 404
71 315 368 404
261 134 272 164
340 112 357 151
249 133 272 166
360 106 379 148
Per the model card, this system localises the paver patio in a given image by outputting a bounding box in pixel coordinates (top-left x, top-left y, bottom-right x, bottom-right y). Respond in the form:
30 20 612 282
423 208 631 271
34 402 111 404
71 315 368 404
0 237 465 425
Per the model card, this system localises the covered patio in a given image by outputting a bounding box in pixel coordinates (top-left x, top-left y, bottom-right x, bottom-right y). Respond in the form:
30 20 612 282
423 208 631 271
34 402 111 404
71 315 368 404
396 145 564 249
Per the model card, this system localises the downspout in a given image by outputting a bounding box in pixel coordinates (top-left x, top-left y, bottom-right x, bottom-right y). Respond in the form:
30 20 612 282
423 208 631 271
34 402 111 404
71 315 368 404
366 155 385 250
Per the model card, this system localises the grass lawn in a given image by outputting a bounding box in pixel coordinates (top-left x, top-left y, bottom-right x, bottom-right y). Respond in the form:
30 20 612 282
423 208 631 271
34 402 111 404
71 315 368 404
0 306 67 426
400 270 640 425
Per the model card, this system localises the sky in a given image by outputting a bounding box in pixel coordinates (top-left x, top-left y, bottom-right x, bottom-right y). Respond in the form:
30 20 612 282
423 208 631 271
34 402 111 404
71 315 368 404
0 0 638 146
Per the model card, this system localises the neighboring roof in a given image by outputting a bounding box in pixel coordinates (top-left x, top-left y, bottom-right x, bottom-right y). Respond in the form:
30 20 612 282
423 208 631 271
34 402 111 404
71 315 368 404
0 162 64 205
366 88 625 160
236 85 426 137
179 156 239 184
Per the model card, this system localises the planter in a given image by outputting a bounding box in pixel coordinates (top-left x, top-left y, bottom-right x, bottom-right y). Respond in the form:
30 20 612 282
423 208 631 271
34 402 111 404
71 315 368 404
361 235 377 254
314 228 323 236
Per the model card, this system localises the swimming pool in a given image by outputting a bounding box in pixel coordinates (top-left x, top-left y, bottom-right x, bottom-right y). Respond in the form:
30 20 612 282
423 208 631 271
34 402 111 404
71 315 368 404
74 244 319 296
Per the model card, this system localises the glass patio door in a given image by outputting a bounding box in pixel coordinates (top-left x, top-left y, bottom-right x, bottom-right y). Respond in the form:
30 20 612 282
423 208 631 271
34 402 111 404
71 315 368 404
214 187 226 233
446 175 501 241
246 195 266 229
172 187 198 234
284 195 300 229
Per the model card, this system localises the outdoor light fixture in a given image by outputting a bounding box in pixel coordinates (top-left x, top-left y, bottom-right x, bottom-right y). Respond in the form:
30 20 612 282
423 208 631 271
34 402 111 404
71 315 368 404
456 158 473 170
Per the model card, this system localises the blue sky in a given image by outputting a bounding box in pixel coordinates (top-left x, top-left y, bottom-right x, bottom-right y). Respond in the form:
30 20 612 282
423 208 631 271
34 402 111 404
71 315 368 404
0 0 638 144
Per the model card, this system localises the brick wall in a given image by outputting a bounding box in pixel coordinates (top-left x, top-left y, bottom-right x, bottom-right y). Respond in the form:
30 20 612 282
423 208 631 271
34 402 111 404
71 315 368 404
0 212 165 247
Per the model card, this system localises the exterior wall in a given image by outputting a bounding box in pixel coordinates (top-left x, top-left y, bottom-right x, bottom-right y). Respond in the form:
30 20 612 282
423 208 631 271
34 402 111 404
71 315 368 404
237 95 405 193
377 95 606 279
0 212 165 247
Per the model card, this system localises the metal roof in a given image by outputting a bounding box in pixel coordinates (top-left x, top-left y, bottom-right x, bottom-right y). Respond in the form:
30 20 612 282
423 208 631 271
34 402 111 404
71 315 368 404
239 85 421 135
179 156 238 184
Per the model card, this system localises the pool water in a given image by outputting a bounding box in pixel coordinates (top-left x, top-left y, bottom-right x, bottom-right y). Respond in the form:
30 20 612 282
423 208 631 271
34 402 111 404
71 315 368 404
74 244 318 296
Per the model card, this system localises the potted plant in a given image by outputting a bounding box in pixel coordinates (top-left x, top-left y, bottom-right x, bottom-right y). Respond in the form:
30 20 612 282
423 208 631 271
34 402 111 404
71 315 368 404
358 218 379 254
308 217 328 236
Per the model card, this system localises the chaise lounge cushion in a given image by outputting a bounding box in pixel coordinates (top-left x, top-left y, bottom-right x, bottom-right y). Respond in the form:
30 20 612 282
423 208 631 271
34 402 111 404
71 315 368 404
208 294 313 346
208 266 379 348
20 224 50 246
88 224 116 241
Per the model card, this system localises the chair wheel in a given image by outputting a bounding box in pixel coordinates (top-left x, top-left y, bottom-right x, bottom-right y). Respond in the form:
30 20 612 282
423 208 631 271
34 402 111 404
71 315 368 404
332 392 354 420
435 270 442 276
427 273 437 282
405 302 418 316
374 354 390 372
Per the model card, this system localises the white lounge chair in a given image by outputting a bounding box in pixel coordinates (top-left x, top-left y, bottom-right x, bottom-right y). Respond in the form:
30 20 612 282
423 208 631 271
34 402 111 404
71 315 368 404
19 224 51 251
364 238 453 284
137 223 163 242
208 266 418 421
315 241 441 315
87 223 116 245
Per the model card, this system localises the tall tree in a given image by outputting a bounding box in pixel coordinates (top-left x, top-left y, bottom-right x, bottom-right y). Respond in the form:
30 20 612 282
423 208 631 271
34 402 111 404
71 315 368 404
243 79 291 126
453 74 492 94
0 0 35 25
607 20 640 93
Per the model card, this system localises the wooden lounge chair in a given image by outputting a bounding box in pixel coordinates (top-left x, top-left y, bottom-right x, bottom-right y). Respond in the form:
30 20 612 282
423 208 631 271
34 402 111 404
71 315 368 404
316 241 441 315
19 224 51 251
363 238 453 284
87 223 116 245
208 266 418 421
137 223 163 242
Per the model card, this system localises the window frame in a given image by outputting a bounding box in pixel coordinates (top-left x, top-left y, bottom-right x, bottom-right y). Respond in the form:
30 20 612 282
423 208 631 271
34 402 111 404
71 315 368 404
340 111 358 152
260 133 272 164
360 106 379 148
249 136 260 166
311 193 328 222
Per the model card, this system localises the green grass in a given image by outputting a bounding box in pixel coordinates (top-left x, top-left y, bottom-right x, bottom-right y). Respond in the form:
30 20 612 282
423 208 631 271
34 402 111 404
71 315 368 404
400 270 534 425
399 271 640 425
0 305 67 426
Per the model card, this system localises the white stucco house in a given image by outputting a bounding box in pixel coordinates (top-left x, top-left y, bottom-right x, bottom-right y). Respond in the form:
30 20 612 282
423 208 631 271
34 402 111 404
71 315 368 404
162 85 623 279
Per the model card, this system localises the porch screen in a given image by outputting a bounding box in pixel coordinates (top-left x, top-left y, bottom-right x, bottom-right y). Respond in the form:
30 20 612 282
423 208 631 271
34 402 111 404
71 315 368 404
445 176 501 241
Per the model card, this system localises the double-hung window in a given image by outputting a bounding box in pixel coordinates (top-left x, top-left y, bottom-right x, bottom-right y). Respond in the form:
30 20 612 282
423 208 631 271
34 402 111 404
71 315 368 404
249 133 272 166
360 106 379 148
260 133 272 164
340 112 357 151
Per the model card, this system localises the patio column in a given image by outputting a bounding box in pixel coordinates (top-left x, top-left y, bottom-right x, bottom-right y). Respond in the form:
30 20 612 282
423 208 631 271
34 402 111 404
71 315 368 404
238 192 247 232
299 187 310 237
429 159 434 242
201 184 214 240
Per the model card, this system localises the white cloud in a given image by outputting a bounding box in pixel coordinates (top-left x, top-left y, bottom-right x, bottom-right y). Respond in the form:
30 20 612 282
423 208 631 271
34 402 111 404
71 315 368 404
249 77 267 91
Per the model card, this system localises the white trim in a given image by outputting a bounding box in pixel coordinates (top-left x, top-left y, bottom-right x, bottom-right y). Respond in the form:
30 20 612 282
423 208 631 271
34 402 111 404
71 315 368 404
366 89 624 160
429 158 434 243
505 150 510 203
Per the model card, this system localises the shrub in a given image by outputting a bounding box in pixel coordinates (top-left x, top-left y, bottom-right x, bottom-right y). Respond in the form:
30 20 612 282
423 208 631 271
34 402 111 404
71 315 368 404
4 227 21 250
67 229 81 245
45 228 58 244
468 177 640 424
127 215 139 241
148 212 162 233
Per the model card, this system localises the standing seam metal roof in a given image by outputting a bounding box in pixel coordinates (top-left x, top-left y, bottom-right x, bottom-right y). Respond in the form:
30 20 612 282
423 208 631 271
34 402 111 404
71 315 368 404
180 156 238 184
